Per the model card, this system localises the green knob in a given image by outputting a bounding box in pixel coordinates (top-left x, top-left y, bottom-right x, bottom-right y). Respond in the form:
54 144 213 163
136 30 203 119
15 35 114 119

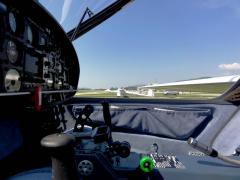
139 156 154 173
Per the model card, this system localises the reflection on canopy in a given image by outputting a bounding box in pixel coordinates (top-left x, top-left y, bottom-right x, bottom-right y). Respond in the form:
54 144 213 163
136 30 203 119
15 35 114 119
39 0 118 32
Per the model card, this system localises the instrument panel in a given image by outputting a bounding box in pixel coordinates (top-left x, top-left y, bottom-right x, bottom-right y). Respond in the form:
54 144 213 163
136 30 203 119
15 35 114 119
0 0 79 106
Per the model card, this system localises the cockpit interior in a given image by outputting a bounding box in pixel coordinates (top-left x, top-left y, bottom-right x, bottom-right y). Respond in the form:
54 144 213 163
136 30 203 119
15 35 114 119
1 0 240 180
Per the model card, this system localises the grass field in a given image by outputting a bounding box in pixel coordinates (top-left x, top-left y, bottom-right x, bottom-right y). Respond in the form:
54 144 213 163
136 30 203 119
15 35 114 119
75 83 234 100
75 90 116 98
154 83 233 94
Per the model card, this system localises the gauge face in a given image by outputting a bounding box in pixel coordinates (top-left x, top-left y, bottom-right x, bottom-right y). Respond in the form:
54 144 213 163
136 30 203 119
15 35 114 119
7 40 18 63
4 69 21 92
9 12 17 33
27 25 33 43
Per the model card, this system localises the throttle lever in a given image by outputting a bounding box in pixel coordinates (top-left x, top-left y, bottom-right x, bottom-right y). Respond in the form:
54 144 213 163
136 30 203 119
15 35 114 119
101 101 113 142
102 102 112 129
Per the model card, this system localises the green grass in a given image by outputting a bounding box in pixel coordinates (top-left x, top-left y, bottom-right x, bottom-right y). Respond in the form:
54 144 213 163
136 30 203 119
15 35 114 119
75 90 116 97
154 92 220 100
75 90 143 98
75 83 234 100
75 91 218 99
154 83 233 94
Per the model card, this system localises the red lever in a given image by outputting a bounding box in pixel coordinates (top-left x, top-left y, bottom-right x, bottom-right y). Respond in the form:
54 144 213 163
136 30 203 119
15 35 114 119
33 85 42 112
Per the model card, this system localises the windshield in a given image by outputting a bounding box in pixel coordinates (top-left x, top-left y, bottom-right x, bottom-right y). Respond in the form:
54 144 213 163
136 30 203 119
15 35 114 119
40 0 240 100
39 0 118 32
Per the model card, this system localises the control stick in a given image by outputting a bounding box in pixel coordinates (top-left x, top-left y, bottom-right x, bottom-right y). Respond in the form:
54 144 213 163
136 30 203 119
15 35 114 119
41 133 78 180
102 102 113 143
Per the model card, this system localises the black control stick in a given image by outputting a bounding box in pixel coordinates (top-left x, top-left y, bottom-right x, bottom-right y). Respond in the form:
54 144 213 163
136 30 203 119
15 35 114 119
102 102 113 142
41 133 78 180
102 102 112 128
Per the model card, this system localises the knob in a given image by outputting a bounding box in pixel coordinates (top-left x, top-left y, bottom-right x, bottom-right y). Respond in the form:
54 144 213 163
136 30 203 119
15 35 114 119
78 160 94 176
113 141 131 158
139 156 154 173
119 141 131 158
41 133 78 180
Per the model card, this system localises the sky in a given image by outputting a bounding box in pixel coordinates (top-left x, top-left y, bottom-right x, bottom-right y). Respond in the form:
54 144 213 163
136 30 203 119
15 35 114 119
39 0 240 89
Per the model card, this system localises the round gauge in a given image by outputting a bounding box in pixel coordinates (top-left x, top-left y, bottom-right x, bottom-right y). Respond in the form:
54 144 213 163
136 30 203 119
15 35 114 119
27 25 33 44
9 12 17 33
7 40 18 63
4 69 21 92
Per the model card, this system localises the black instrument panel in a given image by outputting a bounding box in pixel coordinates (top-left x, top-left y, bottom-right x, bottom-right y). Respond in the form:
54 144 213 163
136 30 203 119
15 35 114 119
0 0 80 106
